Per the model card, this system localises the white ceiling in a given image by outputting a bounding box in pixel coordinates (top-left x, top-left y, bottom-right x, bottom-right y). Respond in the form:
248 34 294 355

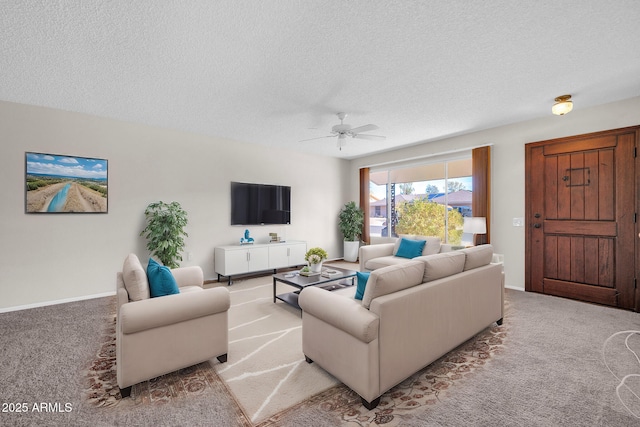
2 1 640 159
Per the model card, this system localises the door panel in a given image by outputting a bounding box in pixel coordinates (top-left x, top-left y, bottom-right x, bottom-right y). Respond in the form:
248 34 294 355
526 126 638 311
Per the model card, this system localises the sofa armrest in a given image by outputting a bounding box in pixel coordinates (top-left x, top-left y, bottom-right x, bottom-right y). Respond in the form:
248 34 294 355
171 266 204 288
120 287 229 334
299 287 379 343
359 243 395 271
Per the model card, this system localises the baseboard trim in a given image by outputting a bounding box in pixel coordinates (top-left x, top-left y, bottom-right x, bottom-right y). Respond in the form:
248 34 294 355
505 285 524 291
0 291 116 313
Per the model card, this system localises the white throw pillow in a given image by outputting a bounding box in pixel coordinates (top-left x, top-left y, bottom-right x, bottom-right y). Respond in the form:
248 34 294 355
392 235 441 256
122 253 150 301
414 235 442 256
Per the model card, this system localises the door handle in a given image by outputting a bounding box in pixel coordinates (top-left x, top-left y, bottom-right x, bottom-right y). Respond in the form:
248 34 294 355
534 223 541 228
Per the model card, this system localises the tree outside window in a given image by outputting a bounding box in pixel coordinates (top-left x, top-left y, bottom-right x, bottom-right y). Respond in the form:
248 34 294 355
395 198 464 244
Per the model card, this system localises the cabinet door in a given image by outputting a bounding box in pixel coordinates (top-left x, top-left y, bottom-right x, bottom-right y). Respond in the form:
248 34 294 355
247 247 269 272
288 243 307 266
220 249 250 275
269 245 290 269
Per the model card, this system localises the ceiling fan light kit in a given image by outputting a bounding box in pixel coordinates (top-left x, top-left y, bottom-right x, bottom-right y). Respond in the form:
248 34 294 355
552 94 573 115
299 112 386 150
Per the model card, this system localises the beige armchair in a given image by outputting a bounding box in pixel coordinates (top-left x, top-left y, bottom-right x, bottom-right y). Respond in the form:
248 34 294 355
116 254 230 397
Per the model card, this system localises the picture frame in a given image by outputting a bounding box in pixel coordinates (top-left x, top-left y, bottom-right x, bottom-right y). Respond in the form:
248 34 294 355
25 151 108 213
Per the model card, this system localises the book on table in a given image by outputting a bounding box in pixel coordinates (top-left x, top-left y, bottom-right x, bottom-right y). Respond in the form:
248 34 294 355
300 270 321 277
321 269 341 278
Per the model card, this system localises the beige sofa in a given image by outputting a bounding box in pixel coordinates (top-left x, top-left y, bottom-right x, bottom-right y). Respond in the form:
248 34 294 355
116 254 230 397
299 245 503 409
359 235 452 272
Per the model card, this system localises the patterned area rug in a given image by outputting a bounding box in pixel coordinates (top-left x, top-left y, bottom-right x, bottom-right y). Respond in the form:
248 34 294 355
84 292 507 426
258 322 508 426
83 298 248 421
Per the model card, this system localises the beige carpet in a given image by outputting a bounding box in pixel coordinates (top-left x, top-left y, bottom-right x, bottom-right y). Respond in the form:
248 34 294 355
214 275 340 424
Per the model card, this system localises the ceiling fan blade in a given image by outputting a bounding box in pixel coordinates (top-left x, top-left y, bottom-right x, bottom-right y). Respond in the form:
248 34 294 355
348 124 379 134
298 135 334 142
353 134 386 140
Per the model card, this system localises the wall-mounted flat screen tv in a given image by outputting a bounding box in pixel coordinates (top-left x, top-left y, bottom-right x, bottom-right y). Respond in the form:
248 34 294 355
231 181 291 225
25 151 108 213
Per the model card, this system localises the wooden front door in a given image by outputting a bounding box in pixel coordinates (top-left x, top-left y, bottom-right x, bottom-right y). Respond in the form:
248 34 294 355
525 126 639 311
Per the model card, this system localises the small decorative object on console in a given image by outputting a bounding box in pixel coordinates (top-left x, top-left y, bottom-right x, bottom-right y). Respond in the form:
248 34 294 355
240 229 254 245
269 232 284 243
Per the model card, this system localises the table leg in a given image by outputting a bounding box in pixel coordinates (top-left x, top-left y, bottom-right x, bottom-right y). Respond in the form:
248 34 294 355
273 277 276 303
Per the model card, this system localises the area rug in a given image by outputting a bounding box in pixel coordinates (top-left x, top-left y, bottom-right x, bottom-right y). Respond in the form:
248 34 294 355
220 272 508 426
83 272 507 426
256 318 508 426
215 277 340 424
82 298 247 418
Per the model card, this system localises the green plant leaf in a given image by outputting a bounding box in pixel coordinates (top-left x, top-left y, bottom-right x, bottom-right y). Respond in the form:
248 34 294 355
140 201 188 267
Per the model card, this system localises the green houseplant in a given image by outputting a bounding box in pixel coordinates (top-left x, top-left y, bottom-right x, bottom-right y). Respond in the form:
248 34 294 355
304 247 328 273
140 201 188 268
338 201 364 262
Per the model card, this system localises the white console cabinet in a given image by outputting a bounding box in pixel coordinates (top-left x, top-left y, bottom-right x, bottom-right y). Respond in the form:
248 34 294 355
268 242 307 269
214 241 307 284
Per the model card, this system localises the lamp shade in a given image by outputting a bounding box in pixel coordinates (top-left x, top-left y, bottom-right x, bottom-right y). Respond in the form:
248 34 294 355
463 217 486 234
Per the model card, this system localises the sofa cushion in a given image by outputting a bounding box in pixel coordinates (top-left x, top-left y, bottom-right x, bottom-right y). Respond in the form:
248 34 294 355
355 271 370 300
393 235 441 257
395 238 427 259
147 258 180 298
361 261 425 309
461 244 494 271
365 255 416 271
415 251 466 282
122 253 150 301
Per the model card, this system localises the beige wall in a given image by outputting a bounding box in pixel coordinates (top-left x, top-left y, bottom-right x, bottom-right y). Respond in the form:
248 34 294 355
350 96 640 290
0 101 350 311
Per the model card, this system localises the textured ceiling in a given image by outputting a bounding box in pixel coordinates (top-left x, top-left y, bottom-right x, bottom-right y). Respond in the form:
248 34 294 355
2 1 640 159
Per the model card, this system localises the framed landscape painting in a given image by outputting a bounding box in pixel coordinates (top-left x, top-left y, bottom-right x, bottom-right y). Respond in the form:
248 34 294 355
25 152 108 213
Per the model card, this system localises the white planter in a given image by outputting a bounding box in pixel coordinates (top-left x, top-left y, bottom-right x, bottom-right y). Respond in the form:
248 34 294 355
343 240 360 262
309 262 323 273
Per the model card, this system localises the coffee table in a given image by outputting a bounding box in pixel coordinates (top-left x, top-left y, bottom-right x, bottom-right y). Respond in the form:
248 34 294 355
273 266 357 310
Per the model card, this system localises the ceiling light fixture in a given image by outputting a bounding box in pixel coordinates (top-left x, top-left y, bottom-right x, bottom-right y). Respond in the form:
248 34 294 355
552 94 573 115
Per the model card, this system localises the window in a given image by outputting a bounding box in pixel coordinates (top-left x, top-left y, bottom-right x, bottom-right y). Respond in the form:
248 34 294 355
368 158 472 244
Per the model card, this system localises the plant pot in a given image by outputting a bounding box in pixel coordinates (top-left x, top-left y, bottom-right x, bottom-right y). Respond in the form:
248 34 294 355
343 240 360 262
309 262 323 273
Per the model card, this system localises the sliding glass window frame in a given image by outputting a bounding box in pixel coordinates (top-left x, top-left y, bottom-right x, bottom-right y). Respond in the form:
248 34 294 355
368 155 472 244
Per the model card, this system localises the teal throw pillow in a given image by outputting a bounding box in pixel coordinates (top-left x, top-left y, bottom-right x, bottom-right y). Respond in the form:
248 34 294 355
395 238 427 259
355 271 370 300
147 258 180 298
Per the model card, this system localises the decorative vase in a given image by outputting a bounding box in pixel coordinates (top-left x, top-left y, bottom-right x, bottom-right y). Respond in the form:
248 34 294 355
309 262 323 273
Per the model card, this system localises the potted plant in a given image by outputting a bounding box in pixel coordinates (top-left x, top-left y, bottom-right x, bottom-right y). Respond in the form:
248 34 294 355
304 247 328 273
140 201 188 268
338 201 364 262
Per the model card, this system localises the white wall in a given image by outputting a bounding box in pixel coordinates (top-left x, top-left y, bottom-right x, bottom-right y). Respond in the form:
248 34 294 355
0 101 350 310
350 96 640 290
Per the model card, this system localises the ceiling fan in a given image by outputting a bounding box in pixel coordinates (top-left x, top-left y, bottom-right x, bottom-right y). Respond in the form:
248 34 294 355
300 112 386 150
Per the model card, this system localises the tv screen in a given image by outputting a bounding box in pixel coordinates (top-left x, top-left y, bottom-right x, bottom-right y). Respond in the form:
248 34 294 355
231 182 291 225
